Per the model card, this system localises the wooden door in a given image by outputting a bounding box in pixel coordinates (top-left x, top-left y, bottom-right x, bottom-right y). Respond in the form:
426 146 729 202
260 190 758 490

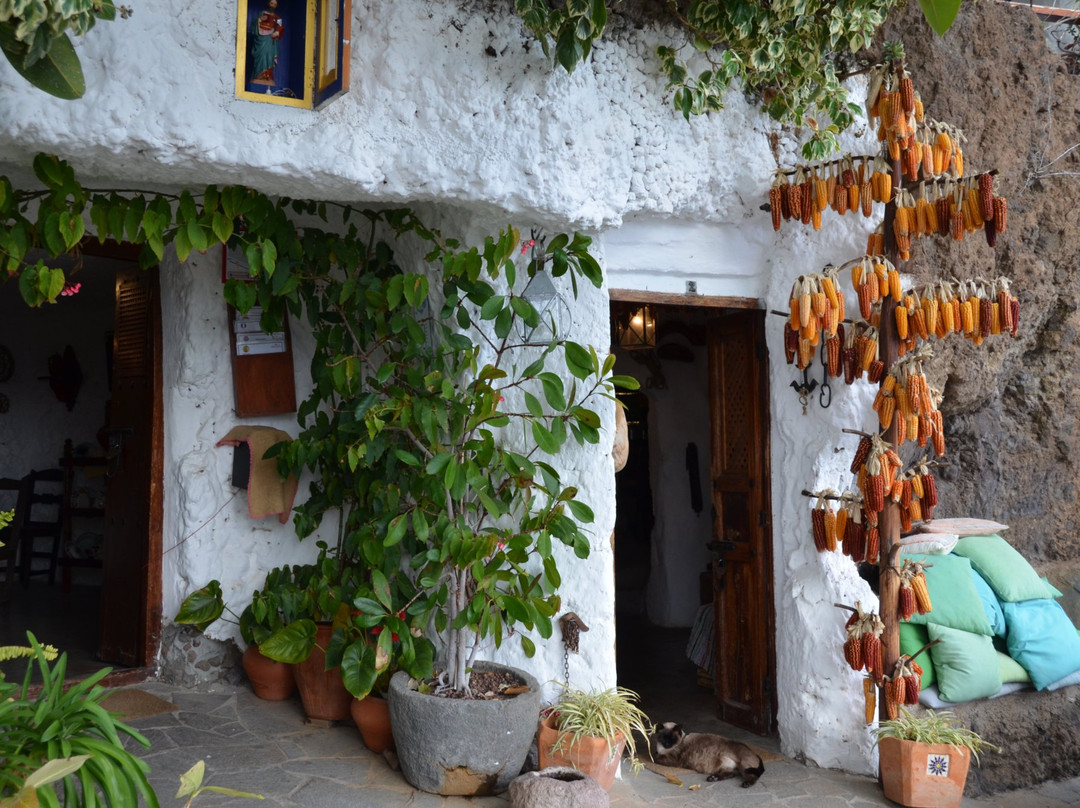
708 310 776 735
98 265 163 666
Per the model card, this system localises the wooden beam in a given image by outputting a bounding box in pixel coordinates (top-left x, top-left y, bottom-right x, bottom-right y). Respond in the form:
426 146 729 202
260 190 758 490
608 288 761 309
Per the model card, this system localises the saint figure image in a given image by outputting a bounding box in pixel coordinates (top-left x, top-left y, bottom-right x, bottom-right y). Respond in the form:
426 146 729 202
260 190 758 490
249 0 285 86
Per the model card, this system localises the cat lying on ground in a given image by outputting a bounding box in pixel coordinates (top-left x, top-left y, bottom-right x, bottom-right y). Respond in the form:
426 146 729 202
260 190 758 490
651 721 765 788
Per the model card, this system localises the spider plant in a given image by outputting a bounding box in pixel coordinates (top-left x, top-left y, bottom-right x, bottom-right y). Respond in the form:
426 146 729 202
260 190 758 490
545 684 652 769
873 708 1000 764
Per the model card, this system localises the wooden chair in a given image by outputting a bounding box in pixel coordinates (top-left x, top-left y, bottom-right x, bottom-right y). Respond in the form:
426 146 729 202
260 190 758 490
11 469 66 586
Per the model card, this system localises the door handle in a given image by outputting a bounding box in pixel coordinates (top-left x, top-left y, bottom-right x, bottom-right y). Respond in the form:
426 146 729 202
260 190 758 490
105 427 134 478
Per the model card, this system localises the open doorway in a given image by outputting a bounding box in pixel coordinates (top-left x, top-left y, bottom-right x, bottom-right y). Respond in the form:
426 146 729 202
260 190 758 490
611 296 778 741
0 247 162 682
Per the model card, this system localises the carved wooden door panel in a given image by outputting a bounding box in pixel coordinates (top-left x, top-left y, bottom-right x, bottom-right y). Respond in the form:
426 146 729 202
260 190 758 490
708 310 777 735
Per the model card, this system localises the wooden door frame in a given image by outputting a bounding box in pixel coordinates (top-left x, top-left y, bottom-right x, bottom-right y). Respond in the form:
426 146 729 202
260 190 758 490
80 239 163 680
609 290 777 733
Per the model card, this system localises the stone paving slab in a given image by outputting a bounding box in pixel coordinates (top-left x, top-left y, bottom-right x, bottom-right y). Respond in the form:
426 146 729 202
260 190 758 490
116 681 1080 808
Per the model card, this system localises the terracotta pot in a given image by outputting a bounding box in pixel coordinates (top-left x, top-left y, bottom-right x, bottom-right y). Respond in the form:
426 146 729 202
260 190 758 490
537 712 626 791
350 695 395 753
878 737 971 808
242 645 295 701
290 622 351 721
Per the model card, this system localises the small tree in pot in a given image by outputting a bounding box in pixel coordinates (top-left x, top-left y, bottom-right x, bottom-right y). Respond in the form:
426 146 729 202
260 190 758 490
262 219 631 793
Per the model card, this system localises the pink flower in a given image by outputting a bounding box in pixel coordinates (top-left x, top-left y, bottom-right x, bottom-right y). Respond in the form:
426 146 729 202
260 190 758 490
59 282 82 297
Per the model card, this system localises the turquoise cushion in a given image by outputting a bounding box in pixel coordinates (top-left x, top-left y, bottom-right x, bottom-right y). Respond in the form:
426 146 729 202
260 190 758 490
951 535 1049 602
899 622 936 689
1002 599 1080 690
904 553 993 636
927 622 1003 703
970 569 1007 637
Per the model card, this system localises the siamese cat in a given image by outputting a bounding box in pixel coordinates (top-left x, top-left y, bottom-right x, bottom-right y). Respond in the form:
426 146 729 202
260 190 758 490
651 721 765 788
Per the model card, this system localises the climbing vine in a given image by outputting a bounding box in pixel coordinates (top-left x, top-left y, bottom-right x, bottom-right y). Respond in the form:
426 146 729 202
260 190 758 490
518 0 962 160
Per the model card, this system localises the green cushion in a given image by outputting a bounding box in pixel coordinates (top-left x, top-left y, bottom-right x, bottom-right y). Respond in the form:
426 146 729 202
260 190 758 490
1042 577 1064 599
903 553 993 636
951 535 1049 602
899 622 935 689
927 622 1003 703
997 651 1031 684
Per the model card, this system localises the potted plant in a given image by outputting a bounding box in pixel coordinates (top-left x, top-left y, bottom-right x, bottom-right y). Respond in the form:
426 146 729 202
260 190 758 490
874 707 1000 808
537 684 652 790
175 570 297 702
260 222 630 794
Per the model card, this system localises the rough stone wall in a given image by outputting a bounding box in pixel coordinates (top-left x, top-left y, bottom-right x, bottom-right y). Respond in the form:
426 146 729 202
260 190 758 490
879 1 1080 793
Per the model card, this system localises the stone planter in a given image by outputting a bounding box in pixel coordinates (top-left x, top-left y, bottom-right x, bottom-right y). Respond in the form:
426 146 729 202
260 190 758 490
387 662 541 795
879 737 971 808
291 622 351 721
508 767 609 808
242 644 295 701
351 695 395 754
536 712 625 791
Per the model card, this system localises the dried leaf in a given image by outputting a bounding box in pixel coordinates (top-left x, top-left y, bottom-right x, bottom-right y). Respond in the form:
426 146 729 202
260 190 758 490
665 774 683 786
689 784 701 791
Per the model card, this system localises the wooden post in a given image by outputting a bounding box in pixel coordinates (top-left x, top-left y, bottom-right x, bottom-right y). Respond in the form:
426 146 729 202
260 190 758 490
877 140 904 718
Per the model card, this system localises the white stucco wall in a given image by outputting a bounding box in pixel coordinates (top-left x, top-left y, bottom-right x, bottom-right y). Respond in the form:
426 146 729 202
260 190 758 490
0 0 887 776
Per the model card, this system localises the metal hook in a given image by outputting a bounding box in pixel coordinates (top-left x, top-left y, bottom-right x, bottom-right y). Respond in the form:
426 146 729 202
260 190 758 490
819 345 832 409
789 369 817 416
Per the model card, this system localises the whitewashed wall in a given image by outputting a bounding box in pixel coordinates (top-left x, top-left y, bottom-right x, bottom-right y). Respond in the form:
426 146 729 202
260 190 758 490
0 0 888 775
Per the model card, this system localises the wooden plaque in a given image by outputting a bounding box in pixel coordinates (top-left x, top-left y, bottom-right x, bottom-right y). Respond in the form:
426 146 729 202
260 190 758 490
228 304 297 417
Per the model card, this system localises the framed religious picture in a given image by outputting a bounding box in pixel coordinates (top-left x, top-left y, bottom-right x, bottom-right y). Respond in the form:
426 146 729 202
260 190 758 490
235 0 350 109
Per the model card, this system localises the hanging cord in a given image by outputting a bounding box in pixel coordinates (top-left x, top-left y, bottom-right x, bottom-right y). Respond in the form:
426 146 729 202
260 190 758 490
164 490 242 554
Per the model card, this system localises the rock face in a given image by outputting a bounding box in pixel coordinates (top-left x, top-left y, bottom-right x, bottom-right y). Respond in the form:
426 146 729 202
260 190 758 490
879 1 1080 794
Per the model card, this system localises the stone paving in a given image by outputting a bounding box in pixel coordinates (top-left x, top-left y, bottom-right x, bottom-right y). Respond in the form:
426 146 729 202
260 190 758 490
122 681 1080 808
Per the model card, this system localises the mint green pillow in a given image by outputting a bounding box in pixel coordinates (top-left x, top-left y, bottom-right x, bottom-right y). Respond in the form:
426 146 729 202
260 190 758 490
1042 577 1064 599
997 651 1031 684
927 622 1003 703
899 622 936 689
951 535 1048 602
903 553 993 636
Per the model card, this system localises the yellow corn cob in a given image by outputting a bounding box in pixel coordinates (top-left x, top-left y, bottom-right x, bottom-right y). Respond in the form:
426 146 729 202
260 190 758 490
799 290 812 328
991 302 1002 335
821 275 839 311
879 396 896 430
812 289 827 317
864 677 877 724
911 572 933 614
960 299 974 334
910 473 925 499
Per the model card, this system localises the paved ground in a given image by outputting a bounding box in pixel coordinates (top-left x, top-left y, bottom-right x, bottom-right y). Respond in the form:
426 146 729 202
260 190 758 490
116 681 1080 808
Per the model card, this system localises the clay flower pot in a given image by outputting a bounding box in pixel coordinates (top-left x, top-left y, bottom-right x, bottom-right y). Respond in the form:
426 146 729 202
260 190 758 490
351 694 395 753
242 644 295 701
291 622 351 721
537 712 626 791
878 736 971 808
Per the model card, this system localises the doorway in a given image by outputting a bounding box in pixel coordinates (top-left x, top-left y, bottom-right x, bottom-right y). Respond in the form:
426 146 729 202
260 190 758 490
0 247 162 681
611 295 777 739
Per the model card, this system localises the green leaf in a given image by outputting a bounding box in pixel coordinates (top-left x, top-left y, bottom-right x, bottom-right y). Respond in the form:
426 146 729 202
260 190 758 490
564 341 593 380
0 27 85 100
530 421 558 454
554 25 584 72
520 635 536 657
174 581 224 630
212 212 234 246
175 760 206 799
57 211 84 250
371 569 392 610
259 620 317 664
917 0 962 35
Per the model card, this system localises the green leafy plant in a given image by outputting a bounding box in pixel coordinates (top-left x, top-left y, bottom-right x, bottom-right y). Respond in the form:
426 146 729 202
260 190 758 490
545 684 652 769
0 632 158 807
268 220 632 695
0 0 131 99
874 707 1001 764
516 1 964 159
174 761 262 808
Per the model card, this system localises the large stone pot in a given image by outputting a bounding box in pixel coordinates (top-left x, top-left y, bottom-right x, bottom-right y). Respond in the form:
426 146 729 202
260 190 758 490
387 662 541 795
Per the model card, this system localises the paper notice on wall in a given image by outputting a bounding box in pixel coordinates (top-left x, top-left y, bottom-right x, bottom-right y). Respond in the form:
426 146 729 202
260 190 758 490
233 307 287 354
